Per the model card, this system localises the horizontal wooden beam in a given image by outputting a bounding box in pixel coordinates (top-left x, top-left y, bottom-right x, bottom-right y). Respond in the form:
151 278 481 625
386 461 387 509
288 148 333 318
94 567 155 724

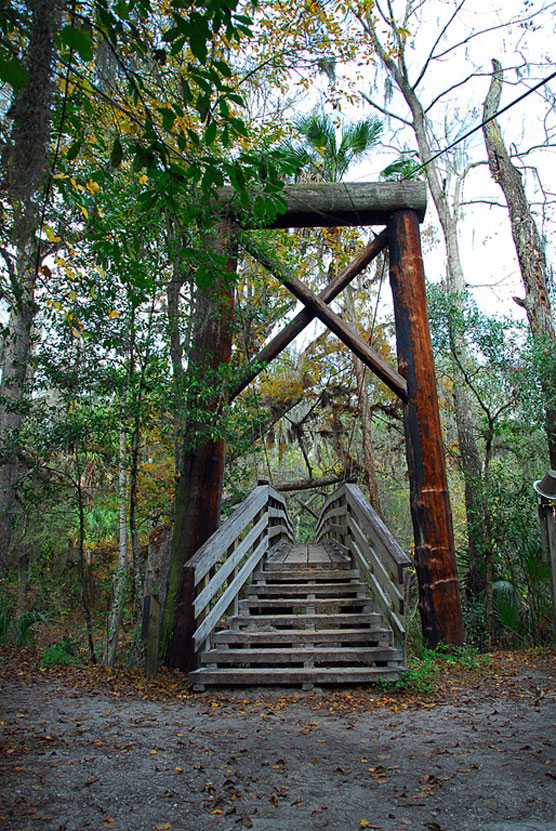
217 182 427 228
242 237 408 402
229 232 388 402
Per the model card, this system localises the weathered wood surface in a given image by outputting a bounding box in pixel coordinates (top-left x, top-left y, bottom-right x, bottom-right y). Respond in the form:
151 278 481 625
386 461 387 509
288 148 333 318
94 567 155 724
345 484 411 579
188 485 267 582
193 537 268 650
229 233 388 401
217 182 427 228
242 236 408 402
193 515 268 616
315 483 410 650
177 482 296 653
388 209 463 647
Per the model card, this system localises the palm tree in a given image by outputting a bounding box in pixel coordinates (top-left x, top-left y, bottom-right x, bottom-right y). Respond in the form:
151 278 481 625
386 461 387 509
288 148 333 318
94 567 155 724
285 110 382 183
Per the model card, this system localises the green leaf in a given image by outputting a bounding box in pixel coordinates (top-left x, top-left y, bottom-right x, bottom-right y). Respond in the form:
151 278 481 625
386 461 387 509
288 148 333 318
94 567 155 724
66 140 81 161
110 137 123 168
189 22 208 64
59 25 93 62
195 265 213 289
0 56 28 92
157 106 176 131
205 121 217 145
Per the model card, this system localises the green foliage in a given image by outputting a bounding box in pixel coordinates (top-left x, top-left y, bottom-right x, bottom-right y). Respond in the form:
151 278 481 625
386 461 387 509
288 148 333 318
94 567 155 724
40 636 80 666
284 109 382 182
383 643 489 694
0 599 48 645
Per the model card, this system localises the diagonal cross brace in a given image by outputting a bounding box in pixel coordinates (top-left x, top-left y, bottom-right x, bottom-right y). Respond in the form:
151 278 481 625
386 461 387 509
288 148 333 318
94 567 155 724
240 234 408 403
229 232 389 402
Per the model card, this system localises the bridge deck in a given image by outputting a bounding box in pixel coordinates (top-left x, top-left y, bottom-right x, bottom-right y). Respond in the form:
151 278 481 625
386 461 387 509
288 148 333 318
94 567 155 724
267 542 348 569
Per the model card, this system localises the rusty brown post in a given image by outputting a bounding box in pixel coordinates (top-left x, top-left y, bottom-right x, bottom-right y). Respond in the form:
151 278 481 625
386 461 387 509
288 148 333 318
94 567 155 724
388 209 464 647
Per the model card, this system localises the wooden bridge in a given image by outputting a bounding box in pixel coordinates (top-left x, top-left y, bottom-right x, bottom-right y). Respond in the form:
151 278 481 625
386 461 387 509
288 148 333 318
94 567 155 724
185 482 411 690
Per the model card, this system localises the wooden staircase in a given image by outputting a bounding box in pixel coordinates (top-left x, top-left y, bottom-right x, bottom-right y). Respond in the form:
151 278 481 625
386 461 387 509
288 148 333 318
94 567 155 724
189 541 406 690
173 482 411 690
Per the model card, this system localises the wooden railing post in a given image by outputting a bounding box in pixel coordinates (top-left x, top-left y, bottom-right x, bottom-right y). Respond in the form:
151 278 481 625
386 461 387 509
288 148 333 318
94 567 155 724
388 209 463 647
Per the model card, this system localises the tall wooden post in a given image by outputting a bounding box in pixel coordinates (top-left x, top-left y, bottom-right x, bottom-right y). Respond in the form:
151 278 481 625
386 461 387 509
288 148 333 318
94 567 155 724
160 221 236 671
388 209 463 647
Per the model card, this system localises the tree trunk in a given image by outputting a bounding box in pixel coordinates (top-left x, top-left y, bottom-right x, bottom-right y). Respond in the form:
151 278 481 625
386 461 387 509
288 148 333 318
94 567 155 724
360 15 488 600
483 58 556 466
0 0 60 563
344 284 383 516
74 449 97 664
104 428 128 666
160 222 236 672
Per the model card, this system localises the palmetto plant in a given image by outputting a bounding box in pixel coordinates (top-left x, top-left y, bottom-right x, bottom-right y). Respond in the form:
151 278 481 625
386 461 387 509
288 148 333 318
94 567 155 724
284 110 382 183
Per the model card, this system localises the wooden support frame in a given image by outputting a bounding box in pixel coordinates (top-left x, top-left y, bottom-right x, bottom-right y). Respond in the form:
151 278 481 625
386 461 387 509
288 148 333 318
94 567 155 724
241 235 407 401
229 231 388 401
387 210 463 647
165 181 464 674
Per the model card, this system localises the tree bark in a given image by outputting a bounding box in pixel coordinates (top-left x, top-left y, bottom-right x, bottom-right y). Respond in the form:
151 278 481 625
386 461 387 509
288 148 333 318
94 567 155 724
389 210 463 647
160 222 236 672
483 58 556 466
360 13 488 600
104 427 129 666
0 0 60 562
344 283 383 516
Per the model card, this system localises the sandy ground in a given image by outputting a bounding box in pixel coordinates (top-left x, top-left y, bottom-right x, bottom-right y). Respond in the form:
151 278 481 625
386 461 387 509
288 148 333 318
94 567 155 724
1 649 555 831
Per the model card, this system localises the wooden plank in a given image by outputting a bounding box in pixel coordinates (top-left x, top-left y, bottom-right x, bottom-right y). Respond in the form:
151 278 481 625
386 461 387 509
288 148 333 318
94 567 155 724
242 236 407 401
388 209 463 647
193 515 268 617
189 666 405 685
268 523 290 541
346 484 411 577
268 506 295 539
193 537 268 650
348 539 406 644
201 646 403 664
189 485 267 582
229 235 387 401
347 515 403 606
217 182 427 228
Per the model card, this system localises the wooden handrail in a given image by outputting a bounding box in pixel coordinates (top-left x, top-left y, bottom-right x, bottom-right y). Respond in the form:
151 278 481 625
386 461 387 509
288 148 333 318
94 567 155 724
189 484 295 654
315 483 411 650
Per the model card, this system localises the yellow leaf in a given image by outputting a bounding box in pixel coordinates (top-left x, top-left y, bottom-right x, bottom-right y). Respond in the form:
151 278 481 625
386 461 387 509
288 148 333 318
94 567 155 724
174 766 183 773
53 172 68 180
45 227 61 242
139 174 148 185
69 290 76 300
360 821 370 829
156 824 171 830
86 178 100 195
107 309 120 319
79 205 89 220
71 327 82 338
97 207 106 217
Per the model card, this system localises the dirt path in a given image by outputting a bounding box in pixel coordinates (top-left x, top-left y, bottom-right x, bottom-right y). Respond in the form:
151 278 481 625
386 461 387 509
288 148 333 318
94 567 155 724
1 650 555 831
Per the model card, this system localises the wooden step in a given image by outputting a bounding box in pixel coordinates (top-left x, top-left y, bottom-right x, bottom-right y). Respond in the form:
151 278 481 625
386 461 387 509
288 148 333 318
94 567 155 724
238 597 373 612
253 568 360 582
243 581 368 597
263 560 351 572
213 627 393 646
228 612 382 630
189 665 406 689
200 646 403 666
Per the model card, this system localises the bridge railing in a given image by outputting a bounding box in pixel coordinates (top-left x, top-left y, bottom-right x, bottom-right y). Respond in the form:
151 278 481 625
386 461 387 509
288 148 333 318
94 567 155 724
187 483 295 657
315 483 412 652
